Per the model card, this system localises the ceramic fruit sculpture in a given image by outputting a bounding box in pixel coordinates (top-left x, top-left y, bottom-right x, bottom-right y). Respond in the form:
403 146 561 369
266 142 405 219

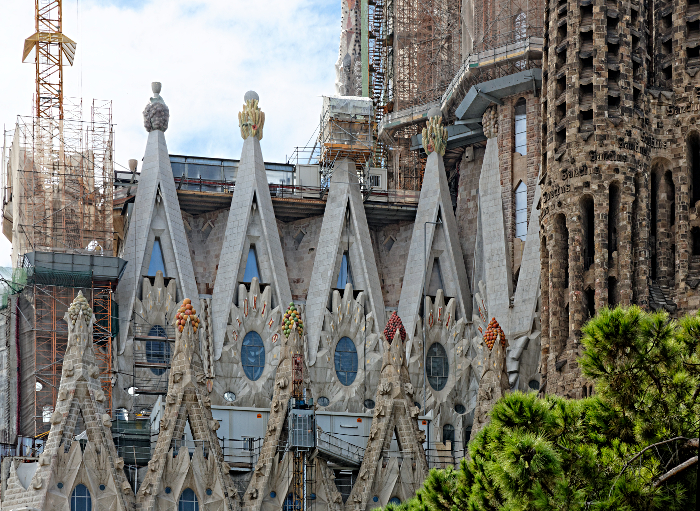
483 317 506 350
384 311 407 343
175 298 199 333
283 302 303 338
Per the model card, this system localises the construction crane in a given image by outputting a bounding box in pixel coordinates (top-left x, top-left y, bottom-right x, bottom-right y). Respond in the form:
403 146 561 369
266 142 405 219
22 0 77 121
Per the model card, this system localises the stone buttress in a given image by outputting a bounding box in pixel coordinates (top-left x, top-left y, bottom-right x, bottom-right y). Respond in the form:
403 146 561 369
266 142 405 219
1 292 134 511
211 93 292 361
345 328 429 510
136 300 239 511
305 158 387 367
116 84 199 356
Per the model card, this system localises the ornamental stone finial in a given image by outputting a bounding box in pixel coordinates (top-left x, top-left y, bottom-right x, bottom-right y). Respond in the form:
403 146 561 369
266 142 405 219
482 106 498 139
238 91 265 140
143 82 170 132
422 107 448 156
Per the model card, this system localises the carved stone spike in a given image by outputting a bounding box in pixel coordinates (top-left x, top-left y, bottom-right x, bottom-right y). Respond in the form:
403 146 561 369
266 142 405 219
255 463 265 476
95 390 106 402
89 366 99 378
378 381 392 395
333 495 342 503
377 404 385 417
272 400 280 413
160 418 169 430
148 459 159 472
410 406 420 418
249 488 259 499
122 481 132 494
276 377 288 389
116 457 125 470
210 419 220 431
353 493 362 503
404 382 414 396
221 461 230 473
267 421 276 433
418 430 426 442
102 414 112 427
58 389 68 401
32 476 43 490
172 371 183 383
202 396 211 409
196 372 206 384
51 411 62 424
359 467 368 480
166 393 176 404
64 363 74 377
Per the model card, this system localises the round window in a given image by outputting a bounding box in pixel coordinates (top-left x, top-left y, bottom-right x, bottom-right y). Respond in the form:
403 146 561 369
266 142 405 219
318 396 330 407
223 392 236 402
389 497 401 505
426 342 449 391
454 404 466 414
334 337 358 386
528 379 540 391
241 331 265 381
364 399 375 409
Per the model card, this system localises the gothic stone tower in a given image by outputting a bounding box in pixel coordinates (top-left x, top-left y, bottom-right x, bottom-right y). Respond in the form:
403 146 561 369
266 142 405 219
541 0 700 398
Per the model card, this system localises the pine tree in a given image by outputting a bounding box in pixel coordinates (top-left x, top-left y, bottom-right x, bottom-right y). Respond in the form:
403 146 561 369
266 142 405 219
383 307 699 511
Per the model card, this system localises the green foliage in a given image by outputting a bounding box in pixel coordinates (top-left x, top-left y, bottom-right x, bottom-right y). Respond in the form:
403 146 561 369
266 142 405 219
381 307 700 511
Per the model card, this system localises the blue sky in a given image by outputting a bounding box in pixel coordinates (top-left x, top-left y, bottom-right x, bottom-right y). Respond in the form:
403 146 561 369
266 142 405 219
0 0 342 266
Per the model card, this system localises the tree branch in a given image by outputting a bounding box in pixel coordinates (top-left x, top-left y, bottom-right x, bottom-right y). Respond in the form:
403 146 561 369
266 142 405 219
652 456 698 487
608 437 689 499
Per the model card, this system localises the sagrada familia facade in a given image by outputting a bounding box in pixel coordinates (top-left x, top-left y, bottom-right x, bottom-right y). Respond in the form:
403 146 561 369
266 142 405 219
3 0 700 507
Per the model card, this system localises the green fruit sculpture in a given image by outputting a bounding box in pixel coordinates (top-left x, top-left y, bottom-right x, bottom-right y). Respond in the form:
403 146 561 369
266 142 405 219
283 302 303 338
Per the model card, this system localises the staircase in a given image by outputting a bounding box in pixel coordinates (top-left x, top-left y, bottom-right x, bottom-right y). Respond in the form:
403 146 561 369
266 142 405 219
648 281 677 313
314 429 364 468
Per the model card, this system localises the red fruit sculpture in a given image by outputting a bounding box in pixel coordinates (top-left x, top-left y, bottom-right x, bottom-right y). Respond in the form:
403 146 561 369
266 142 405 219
483 317 506 351
384 311 407 343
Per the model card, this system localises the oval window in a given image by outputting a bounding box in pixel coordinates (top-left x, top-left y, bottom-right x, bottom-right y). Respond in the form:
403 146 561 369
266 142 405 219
318 396 330 407
454 403 466 414
426 342 449 391
241 331 265 381
389 497 401 505
528 379 540 391
223 392 236 402
364 399 375 409
334 337 358 386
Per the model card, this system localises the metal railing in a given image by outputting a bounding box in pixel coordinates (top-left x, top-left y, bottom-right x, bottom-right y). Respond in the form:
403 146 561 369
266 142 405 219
316 430 364 467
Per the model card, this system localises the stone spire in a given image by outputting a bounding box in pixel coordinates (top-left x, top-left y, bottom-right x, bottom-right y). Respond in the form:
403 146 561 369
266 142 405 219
242 310 307 511
143 82 170 132
136 298 239 511
346 322 429 509
1 291 134 511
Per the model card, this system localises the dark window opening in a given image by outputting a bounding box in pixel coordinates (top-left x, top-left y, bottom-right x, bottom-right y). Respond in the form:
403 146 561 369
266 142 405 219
443 424 455 453
687 46 700 60
665 171 676 226
582 109 593 121
556 128 566 147
651 172 659 280
609 183 620 255
556 102 567 124
662 38 673 55
608 95 620 109
581 4 593 21
608 277 617 307
581 83 593 97
584 287 596 320
582 197 595 271
663 13 672 30
692 227 700 256
556 75 566 97
558 23 568 43
609 68 620 83
557 48 567 67
689 20 700 35
632 34 640 50
631 9 638 25
608 16 619 31
581 56 593 70
663 65 673 81
608 42 620 57
688 133 700 205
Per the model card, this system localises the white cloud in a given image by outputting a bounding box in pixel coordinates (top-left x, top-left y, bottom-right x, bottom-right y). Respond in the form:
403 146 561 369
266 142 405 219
0 0 340 267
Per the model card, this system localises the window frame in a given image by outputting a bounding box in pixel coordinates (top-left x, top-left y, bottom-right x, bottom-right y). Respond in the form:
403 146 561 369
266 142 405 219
178 488 199 511
334 336 359 386
70 484 92 511
241 331 265 381
515 181 528 240
426 342 449 391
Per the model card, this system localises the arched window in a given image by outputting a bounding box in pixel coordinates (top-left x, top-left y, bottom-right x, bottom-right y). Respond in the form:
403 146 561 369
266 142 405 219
689 132 700 205
515 181 528 240
243 246 260 282
241 331 265 381
443 424 455 453
283 494 301 511
692 227 700 256
514 98 527 155
146 325 170 375
334 337 358 386
388 497 402 506
426 342 449 391
148 239 166 277
178 488 199 511
337 252 353 288
71 484 92 511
